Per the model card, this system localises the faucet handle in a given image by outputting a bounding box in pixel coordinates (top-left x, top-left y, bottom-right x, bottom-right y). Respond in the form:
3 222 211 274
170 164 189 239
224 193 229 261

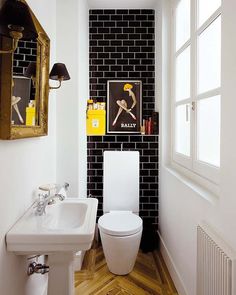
34 199 46 215
39 183 57 192
33 200 43 209
38 192 48 199
38 184 57 199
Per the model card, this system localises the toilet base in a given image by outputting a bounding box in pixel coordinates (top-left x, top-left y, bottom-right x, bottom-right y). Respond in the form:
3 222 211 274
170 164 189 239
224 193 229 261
100 230 142 275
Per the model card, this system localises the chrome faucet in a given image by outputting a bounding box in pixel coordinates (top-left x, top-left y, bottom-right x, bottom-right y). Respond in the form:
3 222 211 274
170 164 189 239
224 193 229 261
35 183 69 216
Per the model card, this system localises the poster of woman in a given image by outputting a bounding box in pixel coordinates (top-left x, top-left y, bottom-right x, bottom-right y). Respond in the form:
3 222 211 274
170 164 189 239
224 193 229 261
107 80 142 133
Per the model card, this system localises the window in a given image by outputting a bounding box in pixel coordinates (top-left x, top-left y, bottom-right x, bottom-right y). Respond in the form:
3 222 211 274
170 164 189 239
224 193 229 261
172 0 221 185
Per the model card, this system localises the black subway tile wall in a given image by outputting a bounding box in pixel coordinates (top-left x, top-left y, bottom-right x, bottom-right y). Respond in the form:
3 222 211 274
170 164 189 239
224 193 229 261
88 10 158 229
13 40 37 76
87 135 158 227
13 40 37 100
89 9 155 118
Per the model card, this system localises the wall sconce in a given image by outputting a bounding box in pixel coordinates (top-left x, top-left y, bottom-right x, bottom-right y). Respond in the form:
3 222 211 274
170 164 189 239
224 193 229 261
49 63 71 90
25 62 70 91
0 0 37 54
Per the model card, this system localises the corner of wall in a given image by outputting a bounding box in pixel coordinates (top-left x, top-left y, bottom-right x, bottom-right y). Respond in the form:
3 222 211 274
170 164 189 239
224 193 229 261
78 0 89 198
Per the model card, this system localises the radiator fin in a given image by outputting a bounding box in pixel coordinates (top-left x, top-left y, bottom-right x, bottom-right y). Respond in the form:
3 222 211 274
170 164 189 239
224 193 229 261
197 224 235 295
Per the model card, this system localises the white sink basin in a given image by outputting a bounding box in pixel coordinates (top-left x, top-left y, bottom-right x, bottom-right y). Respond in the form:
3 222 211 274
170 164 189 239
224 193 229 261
7 198 98 254
43 201 87 230
7 197 98 295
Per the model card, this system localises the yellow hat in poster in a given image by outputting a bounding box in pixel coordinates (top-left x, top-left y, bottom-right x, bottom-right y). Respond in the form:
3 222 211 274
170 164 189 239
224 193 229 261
123 83 133 91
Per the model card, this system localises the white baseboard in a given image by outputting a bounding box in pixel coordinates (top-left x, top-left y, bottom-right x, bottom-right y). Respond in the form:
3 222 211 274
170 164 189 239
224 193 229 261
158 231 188 295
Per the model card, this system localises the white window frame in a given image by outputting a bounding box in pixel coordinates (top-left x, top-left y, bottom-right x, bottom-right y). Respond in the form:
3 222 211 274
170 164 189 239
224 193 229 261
171 0 221 190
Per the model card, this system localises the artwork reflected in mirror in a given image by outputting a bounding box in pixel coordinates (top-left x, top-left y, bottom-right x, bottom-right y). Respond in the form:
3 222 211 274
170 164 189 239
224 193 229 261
0 0 50 140
11 38 38 127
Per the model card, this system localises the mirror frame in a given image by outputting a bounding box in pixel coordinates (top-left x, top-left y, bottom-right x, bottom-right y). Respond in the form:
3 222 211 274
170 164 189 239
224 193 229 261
0 0 50 140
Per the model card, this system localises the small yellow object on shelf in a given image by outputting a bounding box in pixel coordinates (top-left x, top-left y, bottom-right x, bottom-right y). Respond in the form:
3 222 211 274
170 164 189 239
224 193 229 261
26 106 36 126
86 109 106 135
87 99 93 110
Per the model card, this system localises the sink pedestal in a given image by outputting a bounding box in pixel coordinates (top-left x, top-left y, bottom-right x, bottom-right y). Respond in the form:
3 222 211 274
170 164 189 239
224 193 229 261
6 198 98 295
48 252 75 295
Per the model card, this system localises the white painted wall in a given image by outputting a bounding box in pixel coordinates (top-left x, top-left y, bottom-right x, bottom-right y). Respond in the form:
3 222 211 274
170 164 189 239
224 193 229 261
56 0 88 198
158 0 236 295
88 0 156 9
0 0 57 294
77 0 89 198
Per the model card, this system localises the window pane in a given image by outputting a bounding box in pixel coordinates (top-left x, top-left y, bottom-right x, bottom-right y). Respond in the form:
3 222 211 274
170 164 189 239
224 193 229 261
198 16 221 94
176 0 190 51
175 104 190 156
197 96 220 167
176 46 190 102
198 0 221 27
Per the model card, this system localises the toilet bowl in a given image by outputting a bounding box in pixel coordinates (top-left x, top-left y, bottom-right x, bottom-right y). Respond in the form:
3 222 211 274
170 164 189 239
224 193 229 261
98 211 142 275
98 151 143 275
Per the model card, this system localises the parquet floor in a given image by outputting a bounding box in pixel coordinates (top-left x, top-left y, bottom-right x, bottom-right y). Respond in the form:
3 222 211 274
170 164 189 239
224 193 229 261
74 244 178 295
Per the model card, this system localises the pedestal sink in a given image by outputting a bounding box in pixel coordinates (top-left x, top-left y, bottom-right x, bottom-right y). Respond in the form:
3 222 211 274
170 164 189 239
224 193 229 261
6 198 98 295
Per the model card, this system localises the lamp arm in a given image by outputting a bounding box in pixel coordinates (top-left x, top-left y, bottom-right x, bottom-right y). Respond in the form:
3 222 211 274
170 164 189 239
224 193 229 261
49 79 62 90
0 38 19 54
0 31 23 54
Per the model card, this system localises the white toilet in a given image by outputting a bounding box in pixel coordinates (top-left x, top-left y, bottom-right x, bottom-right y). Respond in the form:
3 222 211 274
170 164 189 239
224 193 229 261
98 151 143 275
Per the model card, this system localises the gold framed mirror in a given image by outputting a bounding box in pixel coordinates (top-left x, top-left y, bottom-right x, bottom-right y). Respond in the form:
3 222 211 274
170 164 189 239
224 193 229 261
0 0 50 139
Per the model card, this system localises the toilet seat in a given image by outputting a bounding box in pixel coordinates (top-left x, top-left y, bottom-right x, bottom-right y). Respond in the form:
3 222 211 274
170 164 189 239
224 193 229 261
98 211 142 237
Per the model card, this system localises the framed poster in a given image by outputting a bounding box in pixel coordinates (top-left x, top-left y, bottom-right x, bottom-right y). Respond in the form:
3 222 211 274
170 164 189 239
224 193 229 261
12 76 31 125
107 80 142 133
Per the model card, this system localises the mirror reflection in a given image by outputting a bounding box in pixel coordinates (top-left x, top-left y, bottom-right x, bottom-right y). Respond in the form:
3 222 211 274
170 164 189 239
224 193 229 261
11 37 38 126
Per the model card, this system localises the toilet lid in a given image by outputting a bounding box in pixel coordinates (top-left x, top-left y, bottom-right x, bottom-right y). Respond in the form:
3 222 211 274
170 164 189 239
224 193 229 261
98 211 143 236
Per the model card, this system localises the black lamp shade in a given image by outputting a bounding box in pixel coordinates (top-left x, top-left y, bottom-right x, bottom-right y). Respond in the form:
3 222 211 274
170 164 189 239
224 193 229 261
49 63 71 81
0 0 38 39
24 62 36 78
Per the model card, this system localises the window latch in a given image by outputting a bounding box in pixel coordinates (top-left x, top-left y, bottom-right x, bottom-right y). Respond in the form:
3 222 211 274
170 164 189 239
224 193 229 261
186 102 195 122
186 104 190 122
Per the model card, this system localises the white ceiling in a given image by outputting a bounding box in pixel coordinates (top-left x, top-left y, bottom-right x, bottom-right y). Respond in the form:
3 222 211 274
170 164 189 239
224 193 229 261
87 0 158 9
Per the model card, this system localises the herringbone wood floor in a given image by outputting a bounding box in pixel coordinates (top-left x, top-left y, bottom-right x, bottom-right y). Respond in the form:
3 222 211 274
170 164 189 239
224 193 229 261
75 244 178 295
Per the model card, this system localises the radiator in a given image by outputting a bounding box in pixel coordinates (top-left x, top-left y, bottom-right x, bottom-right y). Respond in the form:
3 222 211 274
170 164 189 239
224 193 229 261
197 223 236 295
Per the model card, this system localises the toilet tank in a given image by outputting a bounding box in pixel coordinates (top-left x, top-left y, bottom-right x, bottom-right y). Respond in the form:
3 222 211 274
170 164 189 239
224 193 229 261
103 151 139 213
